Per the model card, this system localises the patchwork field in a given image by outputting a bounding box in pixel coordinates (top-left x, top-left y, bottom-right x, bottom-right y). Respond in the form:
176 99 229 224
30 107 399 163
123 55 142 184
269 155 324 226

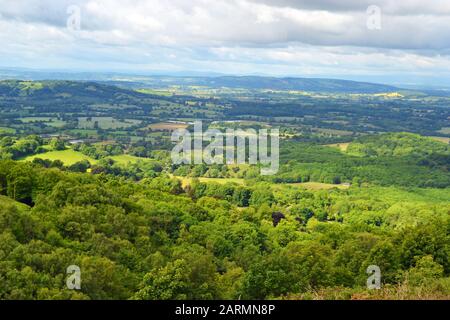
23 150 154 167
78 117 141 130
429 136 450 144
172 176 245 188
325 143 350 152
0 195 30 212
285 182 351 190
108 154 153 165
20 117 54 123
0 127 16 134
438 127 450 135
23 149 98 166
149 122 190 131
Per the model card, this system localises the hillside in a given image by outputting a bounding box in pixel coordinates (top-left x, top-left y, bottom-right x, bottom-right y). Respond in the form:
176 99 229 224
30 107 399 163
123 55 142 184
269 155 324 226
201 76 399 93
0 71 400 93
347 132 450 157
0 195 30 212
0 80 158 100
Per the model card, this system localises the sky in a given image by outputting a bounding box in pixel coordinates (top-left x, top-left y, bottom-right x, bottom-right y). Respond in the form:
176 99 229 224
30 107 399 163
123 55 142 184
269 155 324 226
1 0 450 86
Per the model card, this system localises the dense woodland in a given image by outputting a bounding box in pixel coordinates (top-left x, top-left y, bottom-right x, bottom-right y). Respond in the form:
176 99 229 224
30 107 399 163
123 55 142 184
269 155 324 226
0 159 449 299
0 80 449 300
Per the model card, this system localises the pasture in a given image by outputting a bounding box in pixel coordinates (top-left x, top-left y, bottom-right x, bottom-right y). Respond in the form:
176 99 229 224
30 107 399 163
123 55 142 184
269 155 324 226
149 122 190 131
23 149 98 166
78 117 141 130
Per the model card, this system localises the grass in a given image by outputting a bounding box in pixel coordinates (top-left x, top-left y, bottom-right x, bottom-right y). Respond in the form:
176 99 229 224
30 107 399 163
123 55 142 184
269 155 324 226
23 149 98 166
149 122 190 131
325 143 350 152
24 150 153 167
284 182 351 190
108 154 152 165
66 129 99 138
136 89 173 96
438 127 450 135
44 120 67 128
172 175 245 188
20 117 53 123
19 81 44 91
314 128 354 136
349 186 450 204
172 175 348 191
78 117 141 130
19 117 66 128
0 127 16 134
0 195 30 212
428 136 450 144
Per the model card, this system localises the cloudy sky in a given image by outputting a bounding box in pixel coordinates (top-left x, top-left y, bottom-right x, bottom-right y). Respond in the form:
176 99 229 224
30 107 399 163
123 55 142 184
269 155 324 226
1 0 450 86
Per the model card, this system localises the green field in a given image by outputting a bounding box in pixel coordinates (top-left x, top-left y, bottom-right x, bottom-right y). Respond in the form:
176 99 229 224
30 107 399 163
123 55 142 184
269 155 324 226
20 117 54 123
0 195 30 212
78 117 141 130
325 143 350 152
173 176 245 188
23 150 153 167
282 182 351 190
45 120 66 128
0 127 16 134
438 127 450 134
17 117 66 128
67 129 99 138
108 154 153 165
23 149 98 166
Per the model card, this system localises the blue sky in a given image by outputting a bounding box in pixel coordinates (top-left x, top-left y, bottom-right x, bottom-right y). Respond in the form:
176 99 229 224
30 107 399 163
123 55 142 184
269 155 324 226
1 0 450 86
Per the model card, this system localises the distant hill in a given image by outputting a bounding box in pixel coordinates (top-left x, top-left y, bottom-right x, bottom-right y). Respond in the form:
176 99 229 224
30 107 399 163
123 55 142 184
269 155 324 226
0 69 400 93
196 76 399 93
0 80 143 99
104 76 400 93
347 132 450 157
0 80 171 115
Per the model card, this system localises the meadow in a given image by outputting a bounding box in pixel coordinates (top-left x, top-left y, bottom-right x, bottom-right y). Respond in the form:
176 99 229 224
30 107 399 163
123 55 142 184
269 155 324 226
78 117 141 130
23 149 98 166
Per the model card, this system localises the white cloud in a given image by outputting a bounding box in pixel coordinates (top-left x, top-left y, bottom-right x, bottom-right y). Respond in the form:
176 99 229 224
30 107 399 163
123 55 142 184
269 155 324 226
0 0 449 83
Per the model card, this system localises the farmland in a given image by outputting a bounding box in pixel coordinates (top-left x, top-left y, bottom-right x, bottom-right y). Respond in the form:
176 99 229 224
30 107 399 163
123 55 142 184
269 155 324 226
23 149 98 166
0 79 449 301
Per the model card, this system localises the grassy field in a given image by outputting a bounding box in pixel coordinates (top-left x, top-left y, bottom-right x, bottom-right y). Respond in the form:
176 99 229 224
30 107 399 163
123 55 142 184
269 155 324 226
149 122 190 131
325 143 350 152
0 195 30 212
23 150 154 167
438 127 450 135
172 176 245 188
44 120 67 128
428 136 450 144
136 89 173 96
172 175 349 190
0 127 16 134
108 154 153 165
67 129 99 138
78 117 141 130
313 128 354 136
18 117 66 127
23 149 98 166
283 182 351 190
20 117 54 123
